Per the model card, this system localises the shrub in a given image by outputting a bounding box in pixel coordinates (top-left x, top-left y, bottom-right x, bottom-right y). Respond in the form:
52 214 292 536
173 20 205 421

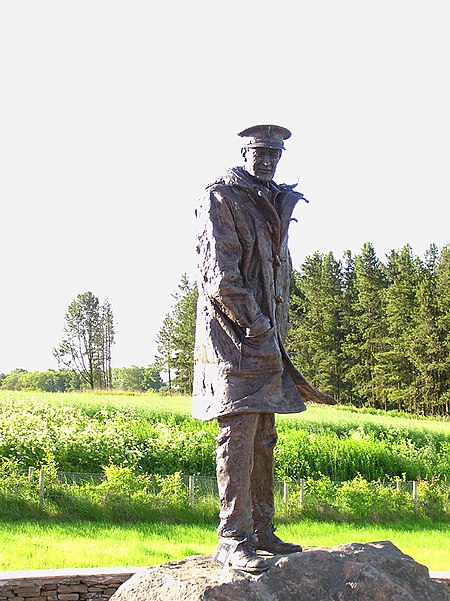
417 478 450 521
1 394 448 483
301 475 339 519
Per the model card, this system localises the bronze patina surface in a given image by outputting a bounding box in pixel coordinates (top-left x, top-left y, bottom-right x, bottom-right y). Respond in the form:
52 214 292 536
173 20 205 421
193 124 334 572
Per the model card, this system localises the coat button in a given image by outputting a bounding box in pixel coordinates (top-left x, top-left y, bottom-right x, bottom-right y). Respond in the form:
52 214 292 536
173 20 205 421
275 295 284 304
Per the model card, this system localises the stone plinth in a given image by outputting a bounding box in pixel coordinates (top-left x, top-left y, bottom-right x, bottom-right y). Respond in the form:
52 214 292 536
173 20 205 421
111 541 449 601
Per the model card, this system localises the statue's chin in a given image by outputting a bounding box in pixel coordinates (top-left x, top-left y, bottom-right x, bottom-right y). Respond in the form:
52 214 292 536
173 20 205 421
250 171 273 183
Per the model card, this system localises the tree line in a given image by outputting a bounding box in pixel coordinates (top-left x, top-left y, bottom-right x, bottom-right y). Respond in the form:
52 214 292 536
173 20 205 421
0 365 162 393
155 243 450 416
1 243 448 414
286 242 450 416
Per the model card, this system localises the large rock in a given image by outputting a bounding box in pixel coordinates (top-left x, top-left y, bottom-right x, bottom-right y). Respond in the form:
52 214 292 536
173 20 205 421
111 540 448 601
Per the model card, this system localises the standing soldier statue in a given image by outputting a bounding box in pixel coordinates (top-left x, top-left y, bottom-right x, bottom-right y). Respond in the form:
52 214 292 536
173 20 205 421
193 125 334 572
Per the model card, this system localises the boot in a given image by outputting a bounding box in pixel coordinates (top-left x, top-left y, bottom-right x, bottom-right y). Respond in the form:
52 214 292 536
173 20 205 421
214 537 268 573
255 527 303 554
228 541 269 572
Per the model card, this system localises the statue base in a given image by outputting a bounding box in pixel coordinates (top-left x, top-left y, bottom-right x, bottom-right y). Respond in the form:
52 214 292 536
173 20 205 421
111 540 448 601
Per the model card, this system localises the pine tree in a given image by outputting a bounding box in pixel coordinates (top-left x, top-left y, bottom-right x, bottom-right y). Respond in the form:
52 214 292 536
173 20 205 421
287 252 345 400
435 245 450 414
379 245 421 411
411 257 441 414
407 245 450 416
156 275 198 394
342 243 388 407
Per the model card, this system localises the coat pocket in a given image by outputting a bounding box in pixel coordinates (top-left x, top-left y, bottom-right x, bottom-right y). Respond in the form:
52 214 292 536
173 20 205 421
239 327 283 374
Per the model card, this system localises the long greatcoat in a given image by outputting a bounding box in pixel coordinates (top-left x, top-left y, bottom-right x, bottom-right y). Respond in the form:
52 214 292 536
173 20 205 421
192 167 333 421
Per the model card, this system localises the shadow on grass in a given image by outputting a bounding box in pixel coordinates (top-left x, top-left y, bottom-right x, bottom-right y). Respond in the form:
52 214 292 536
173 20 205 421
0 488 219 526
1 494 448 538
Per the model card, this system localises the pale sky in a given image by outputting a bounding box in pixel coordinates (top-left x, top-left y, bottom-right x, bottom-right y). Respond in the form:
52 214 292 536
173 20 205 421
1 1 449 374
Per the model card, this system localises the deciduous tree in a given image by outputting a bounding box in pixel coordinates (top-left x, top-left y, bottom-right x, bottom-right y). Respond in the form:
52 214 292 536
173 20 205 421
53 292 115 389
112 365 162 392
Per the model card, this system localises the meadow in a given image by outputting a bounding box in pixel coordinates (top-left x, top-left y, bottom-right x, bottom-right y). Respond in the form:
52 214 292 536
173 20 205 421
0 389 449 481
0 390 448 571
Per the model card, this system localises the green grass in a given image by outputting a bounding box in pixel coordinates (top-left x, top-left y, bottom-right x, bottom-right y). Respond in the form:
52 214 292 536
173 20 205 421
0 518 448 572
1 388 448 429
0 520 216 571
280 519 450 572
1 389 448 439
0 389 192 418
0 391 448 574
283 402 450 436
2 389 448 442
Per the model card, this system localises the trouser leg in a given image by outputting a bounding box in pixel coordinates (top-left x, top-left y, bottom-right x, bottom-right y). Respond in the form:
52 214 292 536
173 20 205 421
251 413 303 554
251 412 277 537
216 413 258 538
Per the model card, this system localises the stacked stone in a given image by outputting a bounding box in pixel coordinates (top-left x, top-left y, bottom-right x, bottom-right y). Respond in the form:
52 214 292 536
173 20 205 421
0 568 139 600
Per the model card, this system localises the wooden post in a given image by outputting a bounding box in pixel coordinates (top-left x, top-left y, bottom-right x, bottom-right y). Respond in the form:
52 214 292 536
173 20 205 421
396 479 402 492
412 480 418 513
189 475 195 510
38 469 45 507
283 481 289 504
300 479 305 508
28 467 34 481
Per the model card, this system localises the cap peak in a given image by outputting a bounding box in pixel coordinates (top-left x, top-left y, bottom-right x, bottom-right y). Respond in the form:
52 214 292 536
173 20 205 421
238 124 292 150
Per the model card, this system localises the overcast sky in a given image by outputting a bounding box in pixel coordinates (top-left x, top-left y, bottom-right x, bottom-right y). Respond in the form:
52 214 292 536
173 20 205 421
1 1 449 374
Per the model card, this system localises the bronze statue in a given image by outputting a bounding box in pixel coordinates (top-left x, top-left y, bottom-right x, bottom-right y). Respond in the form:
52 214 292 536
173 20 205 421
193 125 334 573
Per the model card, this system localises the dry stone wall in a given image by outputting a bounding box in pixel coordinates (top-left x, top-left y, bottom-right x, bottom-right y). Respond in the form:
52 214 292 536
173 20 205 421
0 568 140 601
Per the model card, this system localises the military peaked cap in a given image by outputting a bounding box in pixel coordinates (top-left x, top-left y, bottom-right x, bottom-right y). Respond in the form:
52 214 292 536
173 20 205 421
238 124 292 150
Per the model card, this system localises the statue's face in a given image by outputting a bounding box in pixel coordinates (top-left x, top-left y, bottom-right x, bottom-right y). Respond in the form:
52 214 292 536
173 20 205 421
243 147 282 183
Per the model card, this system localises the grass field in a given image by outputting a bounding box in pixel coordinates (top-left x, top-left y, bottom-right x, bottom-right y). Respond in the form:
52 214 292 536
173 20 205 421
1 518 448 572
0 389 193 417
1 388 448 429
1 390 448 572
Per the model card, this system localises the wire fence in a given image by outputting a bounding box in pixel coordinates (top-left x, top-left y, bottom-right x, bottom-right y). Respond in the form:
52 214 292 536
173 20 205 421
12 468 435 513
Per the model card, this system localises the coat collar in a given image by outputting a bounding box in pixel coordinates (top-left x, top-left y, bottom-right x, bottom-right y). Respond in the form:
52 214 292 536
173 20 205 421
208 167 305 243
208 166 301 197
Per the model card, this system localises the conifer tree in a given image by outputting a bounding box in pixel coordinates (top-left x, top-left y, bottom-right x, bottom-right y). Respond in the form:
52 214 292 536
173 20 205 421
435 245 450 414
342 242 388 407
287 252 344 400
379 245 421 410
406 244 450 415
156 275 198 394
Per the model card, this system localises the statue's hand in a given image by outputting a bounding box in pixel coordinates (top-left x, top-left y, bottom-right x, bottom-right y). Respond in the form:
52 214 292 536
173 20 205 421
246 315 272 338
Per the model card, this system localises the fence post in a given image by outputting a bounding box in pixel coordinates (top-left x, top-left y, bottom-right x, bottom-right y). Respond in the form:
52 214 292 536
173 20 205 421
396 479 402 492
38 469 45 507
28 467 34 481
299 478 305 508
412 480 418 513
189 475 195 510
283 481 289 504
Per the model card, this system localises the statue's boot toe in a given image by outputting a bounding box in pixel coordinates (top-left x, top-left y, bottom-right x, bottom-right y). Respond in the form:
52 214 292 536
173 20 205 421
256 532 303 555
